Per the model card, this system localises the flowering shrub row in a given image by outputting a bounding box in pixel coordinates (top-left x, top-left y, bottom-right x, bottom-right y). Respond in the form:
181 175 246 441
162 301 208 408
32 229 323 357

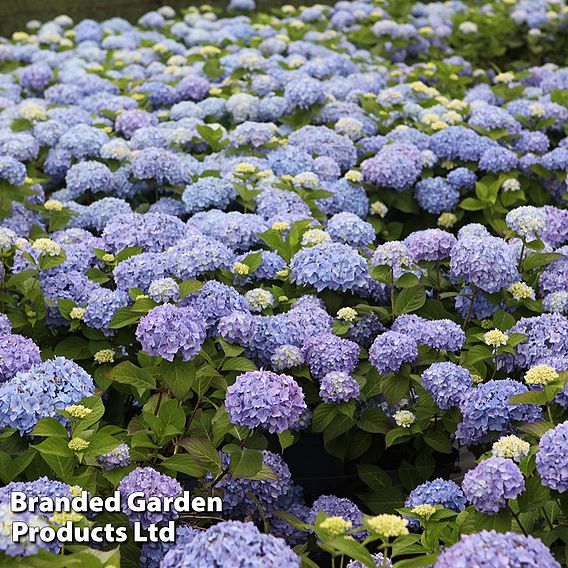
0 0 567 566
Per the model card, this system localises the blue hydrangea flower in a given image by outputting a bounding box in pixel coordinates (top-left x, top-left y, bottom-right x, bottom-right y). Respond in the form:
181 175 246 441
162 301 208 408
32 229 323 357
182 177 237 214
97 443 131 471
0 357 95 434
506 206 548 240
405 478 466 515
0 156 26 186
326 212 375 247
271 344 304 371
307 495 366 541
456 379 542 445
415 177 460 214
421 362 472 409
84 288 130 336
290 242 369 292
148 277 180 303
405 229 457 262
225 370 306 433
140 526 197 568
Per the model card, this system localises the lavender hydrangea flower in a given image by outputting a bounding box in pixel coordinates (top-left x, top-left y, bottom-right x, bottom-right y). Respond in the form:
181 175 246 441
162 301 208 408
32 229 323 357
218 312 258 346
119 467 181 528
450 235 520 293
0 156 27 186
182 177 237 214
319 371 360 403
362 143 423 191
225 370 306 433
405 229 457 262
435 531 560 568
161 521 300 568
148 277 180 303
271 344 304 371
462 457 525 514
421 362 472 409
369 331 418 375
0 334 42 382
136 304 207 362
536 421 568 492
303 333 360 380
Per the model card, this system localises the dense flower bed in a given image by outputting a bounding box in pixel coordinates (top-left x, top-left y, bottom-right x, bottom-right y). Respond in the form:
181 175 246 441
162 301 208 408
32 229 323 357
0 0 567 566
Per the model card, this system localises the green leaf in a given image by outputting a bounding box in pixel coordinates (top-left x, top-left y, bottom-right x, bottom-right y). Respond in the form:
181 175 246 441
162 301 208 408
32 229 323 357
396 273 420 288
311 404 338 432
278 430 294 452
459 507 512 533
160 454 206 478
225 445 263 478
518 421 555 438
54 336 91 360
522 252 563 271
395 287 426 315
107 361 156 389
221 357 257 372
357 464 391 490
385 428 412 448
109 307 141 329
178 280 203 299
358 408 391 434
116 246 143 263
510 390 550 405
381 374 410 405
493 309 516 331
186 437 222 473
162 360 195 400
32 418 68 438
460 197 485 211
423 431 452 454
35 437 73 458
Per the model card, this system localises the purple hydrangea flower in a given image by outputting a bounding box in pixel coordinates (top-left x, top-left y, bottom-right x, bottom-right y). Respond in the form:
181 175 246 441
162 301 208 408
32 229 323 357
369 331 418 375
225 370 306 433
216 450 291 518
303 333 360 380
136 304 207 362
140 526 197 568
307 495 366 541
0 334 42 383
119 467 181 528
415 177 461 214
462 457 525 514
435 531 560 568
362 143 423 191
536 421 568 493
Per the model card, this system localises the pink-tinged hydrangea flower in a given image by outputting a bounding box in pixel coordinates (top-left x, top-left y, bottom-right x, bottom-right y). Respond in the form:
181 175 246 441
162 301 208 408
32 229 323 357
369 331 418 375
225 370 306 433
136 304 207 362
303 333 360 380
435 530 560 568
421 362 472 409
118 467 181 528
462 457 525 514
536 421 568 493
161 521 300 568
450 235 520 293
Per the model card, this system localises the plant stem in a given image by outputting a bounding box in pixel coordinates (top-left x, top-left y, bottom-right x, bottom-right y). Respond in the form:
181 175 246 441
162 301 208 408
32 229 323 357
508 504 528 537
390 266 395 322
462 285 477 330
